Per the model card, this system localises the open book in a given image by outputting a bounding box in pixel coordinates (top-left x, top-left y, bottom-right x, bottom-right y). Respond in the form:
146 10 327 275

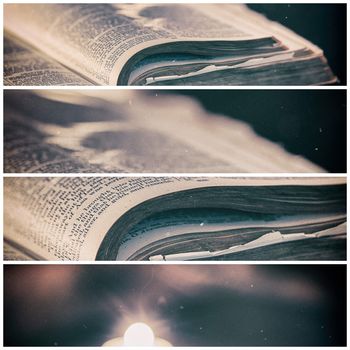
4 177 346 261
4 90 324 173
4 4 336 86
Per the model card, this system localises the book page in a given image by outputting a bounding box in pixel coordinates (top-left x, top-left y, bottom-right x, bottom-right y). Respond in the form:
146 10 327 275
118 211 346 260
130 4 328 85
4 90 323 173
4 4 288 85
149 222 346 261
4 35 92 86
4 177 345 261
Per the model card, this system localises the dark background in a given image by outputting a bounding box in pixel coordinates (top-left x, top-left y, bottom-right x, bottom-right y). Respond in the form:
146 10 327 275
4 265 346 346
170 90 346 173
249 4 347 84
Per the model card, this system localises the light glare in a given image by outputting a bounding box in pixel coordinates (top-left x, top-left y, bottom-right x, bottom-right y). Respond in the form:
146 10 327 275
123 322 155 346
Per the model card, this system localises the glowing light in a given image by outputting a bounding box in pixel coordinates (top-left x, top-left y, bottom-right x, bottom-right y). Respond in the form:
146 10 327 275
123 322 155 346
102 321 172 347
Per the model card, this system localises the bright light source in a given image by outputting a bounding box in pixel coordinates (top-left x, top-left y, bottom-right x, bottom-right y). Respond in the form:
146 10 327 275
102 321 172 347
123 322 155 346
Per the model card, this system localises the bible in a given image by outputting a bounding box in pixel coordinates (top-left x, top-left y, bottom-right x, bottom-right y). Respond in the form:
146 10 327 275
4 3 336 86
4 90 325 174
4 177 346 261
